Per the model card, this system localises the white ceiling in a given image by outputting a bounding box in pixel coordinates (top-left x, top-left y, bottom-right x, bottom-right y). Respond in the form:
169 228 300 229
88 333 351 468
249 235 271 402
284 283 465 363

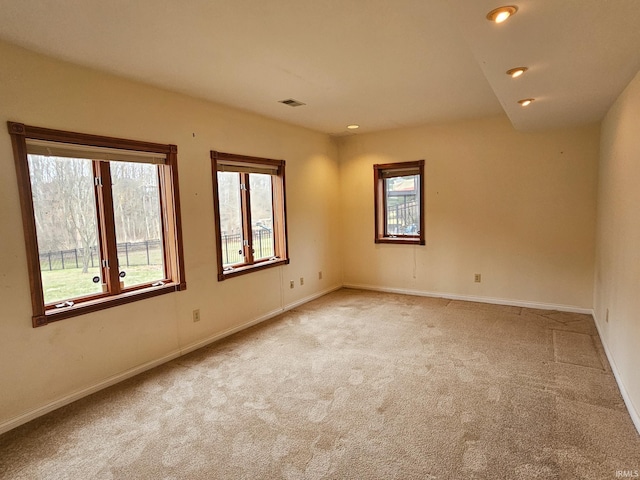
0 0 639 135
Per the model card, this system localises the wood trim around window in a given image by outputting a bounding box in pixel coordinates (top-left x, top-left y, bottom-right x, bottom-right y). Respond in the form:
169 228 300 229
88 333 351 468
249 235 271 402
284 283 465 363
373 160 425 246
211 150 289 281
163 146 187 290
7 121 187 327
8 123 45 325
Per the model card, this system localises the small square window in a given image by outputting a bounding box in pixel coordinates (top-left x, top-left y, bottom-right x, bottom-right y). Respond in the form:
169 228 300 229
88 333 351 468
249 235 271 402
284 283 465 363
374 160 425 245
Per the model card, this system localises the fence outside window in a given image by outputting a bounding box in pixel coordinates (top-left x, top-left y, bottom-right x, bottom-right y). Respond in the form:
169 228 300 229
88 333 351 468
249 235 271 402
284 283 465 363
221 229 274 266
39 230 275 271
39 240 164 271
386 199 419 234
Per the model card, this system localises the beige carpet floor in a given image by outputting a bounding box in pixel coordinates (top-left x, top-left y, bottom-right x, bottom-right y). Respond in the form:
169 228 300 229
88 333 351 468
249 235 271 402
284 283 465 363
1 288 639 479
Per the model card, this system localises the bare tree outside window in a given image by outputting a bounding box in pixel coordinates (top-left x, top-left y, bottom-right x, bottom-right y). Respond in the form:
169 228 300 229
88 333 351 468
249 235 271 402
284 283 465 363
217 171 244 266
9 121 187 326
111 161 165 287
28 155 102 304
211 150 289 280
249 173 275 261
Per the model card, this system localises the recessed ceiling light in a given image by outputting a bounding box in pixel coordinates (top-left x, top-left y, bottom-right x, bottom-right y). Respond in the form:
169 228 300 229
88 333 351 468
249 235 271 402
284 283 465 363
518 98 534 107
506 67 528 78
486 6 518 23
347 124 359 130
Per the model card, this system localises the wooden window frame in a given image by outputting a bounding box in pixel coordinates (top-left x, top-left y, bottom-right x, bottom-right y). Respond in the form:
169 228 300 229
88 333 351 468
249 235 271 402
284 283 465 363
8 122 187 327
373 160 425 245
211 150 289 281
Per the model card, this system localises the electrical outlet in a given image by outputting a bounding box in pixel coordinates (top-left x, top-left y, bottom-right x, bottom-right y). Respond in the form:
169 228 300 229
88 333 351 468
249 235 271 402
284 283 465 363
193 309 200 323
606 308 609 323
289 280 294 289
318 271 323 280
300 277 304 286
474 273 481 283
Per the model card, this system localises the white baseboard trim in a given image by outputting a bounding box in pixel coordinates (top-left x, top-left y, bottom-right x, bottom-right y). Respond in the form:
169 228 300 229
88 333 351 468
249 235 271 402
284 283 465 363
6 283 616 436
0 350 183 435
285 285 342 311
179 284 342 356
592 313 640 435
343 283 594 315
177 308 285 357
346 282 640 435
0 284 342 435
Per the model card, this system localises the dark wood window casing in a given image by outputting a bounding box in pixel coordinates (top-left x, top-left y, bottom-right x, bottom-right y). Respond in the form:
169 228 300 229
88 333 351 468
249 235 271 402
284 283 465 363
374 160 425 245
8 122 187 327
211 150 289 280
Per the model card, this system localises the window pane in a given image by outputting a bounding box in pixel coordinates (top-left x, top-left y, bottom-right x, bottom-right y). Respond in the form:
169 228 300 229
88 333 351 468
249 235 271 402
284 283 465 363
111 162 165 288
217 172 244 266
384 174 420 236
27 155 103 304
249 173 275 260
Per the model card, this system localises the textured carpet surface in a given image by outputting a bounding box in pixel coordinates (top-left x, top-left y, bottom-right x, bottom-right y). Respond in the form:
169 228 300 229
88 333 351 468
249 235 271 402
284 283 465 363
1 288 639 479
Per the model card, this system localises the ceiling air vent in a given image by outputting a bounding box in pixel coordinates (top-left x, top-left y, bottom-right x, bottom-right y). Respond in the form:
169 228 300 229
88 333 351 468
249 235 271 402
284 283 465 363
279 98 306 107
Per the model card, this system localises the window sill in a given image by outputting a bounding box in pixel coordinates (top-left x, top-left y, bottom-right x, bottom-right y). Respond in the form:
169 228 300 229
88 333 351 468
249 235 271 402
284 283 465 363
35 282 186 327
375 237 425 245
218 258 289 281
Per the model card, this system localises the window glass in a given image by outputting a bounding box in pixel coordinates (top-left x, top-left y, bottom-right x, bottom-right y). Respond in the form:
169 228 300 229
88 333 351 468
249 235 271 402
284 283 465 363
217 171 244 267
249 173 275 261
374 160 425 245
27 155 103 304
211 151 288 280
384 174 420 236
10 122 187 326
111 161 165 288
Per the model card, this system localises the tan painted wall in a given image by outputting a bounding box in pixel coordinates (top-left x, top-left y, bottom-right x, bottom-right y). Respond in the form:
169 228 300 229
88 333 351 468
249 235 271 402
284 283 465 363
0 41 342 427
594 71 640 425
0 38 612 431
337 116 599 309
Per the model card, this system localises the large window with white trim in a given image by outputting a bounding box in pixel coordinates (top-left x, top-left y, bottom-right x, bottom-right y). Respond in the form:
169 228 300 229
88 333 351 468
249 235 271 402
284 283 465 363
211 151 289 280
8 122 186 327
